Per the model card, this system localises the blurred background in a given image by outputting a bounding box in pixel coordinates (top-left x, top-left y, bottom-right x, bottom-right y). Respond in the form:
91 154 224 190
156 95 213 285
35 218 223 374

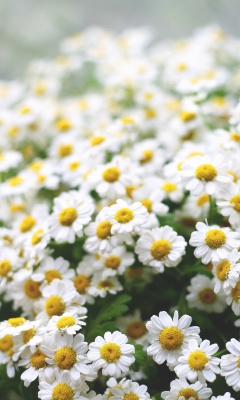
1 0 240 78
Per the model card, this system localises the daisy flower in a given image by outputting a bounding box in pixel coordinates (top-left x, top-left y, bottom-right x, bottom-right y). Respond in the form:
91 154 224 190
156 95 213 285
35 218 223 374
0 150 22 172
189 222 240 264
32 256 75 287
211 394 235 400
220 338 240 391
175 339 220 383
110 380 150 400
186 274 226 313
212 248 240 294
180 155 232 196
217 185 240 228
0 334 16 378
146 310 200 367
46 312 87 336
226 279 240 315
96 246 135 278
88 274 123 298
84 212 119 254
88 331 135 377
161 378 213 400
0 247 22 294
135 226 187 273
49 190 94 243
116 309 149 347
73 262 95 304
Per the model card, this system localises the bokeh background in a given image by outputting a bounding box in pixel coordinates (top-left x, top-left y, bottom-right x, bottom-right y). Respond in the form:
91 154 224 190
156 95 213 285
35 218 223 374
0 0 240 77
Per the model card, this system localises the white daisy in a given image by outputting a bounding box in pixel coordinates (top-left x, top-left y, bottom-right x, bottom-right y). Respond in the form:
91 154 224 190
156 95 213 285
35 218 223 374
46 312 87 336
84 212 119 254
211 394 235 400
96 246 135 278
226 279 240 315
32 256 75 287
161 378 213 400
217 185 240 228
116 309 149 347
110 380 150 399
88 331 135 378
73 262 95 304
220 338 240 391
146 310 200 367
189 222 240 264
88 275 123 298
175 339 220 383
135 226 187 273
0 334 16 378
212 249 240 294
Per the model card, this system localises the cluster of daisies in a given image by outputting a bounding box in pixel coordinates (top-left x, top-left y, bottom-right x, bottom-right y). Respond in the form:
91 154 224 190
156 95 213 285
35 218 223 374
1 24 240 399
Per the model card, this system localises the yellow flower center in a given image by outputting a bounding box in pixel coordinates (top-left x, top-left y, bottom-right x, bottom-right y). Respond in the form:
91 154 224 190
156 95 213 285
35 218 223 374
98 280 114 290
114 208 134 224
102 167 120 182
216 260 231 281
31 229 44 245
180 111 196 122
8 317 26 327
105 256 121 270
0 260 11 276
145 108 157 119
74 274 90 293
24 280 41 299
100 342 122 363
56 316 76 329
230 132 240 143
59 144 73 158
150 239 172 260
188 350 208 370
141 199 152 213
196 194 210 207
90 136 105 146
121 116 135 124
162 182 177 193
52 383 74 400
227 171 238 183
195 164 217 182
0 335 13 352
34 84 46 95
140 149 153 163
37 174 46 183
30 349 47 369
127 267 143 278
126 185 137 198
159 326 184 350
54 347 77 370
198 288 216 304
9 203 25 213
68 161 80 171
44 269 62 284
231 282 240 302
126 321 147 339
230 194 240 212
56 119 72 132
20 215 36 233
58 207 78 226
238 357 240 369
45 296 65 317
178 388 199 400
29 161 43 171
205 229 226 249
20 106 31 114
7 126 19 137
8 176 24 187
123 394 139 400
96 221 112 239
23 328 36 344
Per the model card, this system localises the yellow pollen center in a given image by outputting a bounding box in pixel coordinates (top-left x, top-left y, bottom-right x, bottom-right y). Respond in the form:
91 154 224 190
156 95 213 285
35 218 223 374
121 116 135 124
145 108 157 119
230 132 240 143
0 335 13 352
7 126 19 137
196 194 210 207
205 229 226 249
141 199 152 212
34 84 46 95
126 321 147 339
20 215 36 233
114 208 134 223
9 176 24 187
198 288 216 304
102 167 120 182
56 119 72 132
45 296 65 317
123 394 139 400
105 256 121 270
44 270 62 284
140 149 153 163
20 106 31 114
31 229 44 245
98 280 114 290
162 182 177 193
74 274 90 293
56 316 76 329
90 136 105 146
180 111 196 122
151 239 172 260
58 207 78 226
231 282 240 302
188 350 208 370
0 260 11 276
159 326 184 350
9 203 25 213
24 280 41 299
178 388 199 400
54 347 76 370
30 349 47 369
59 144 73 158
29 161 43 171
195 164 217 181
23 328 36 344
100 342 121 363
96 221 112 239
230 194 240 212
126 185 136 198
216 260 231 281
52 383 74 400
8 317 26 327
68 161 80 171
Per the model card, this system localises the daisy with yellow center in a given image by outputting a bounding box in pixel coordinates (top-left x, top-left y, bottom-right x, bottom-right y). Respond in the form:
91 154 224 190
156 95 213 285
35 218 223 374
46 312 86 335
146 311 200 367
0 333 16 378
38 369 85 400
220 338 240 392
98 245 134 278
217 187 240 228
88 274 123 298
226 279 240 316
88 331 135 377
84 212 119 254
212 248 240 294
116 310 148 347
109 379 150 400
32 256 74 287
161 378 213 400
190 222 240 264
136 226 187 273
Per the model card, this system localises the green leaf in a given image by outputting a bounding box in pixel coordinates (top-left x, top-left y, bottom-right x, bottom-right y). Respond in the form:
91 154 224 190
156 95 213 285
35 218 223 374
129 342 147 365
